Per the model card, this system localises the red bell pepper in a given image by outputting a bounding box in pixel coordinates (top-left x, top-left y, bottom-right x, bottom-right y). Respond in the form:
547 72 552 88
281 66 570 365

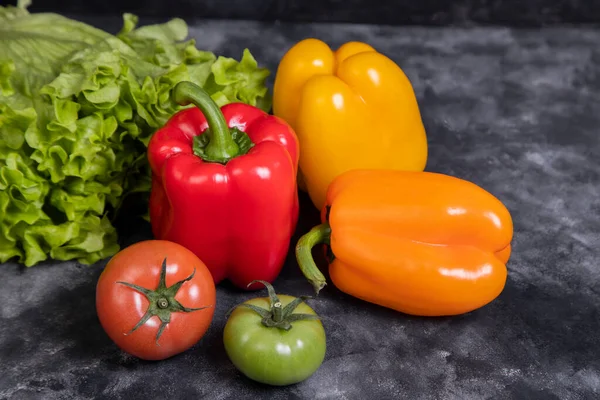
147 81 299 290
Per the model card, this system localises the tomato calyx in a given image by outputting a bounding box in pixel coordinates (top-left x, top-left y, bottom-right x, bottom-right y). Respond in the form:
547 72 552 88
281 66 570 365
117 257 212 345
228 280 320 331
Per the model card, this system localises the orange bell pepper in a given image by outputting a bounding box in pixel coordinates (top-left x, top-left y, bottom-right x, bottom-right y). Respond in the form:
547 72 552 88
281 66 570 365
295 169 513 317
272 38 428 210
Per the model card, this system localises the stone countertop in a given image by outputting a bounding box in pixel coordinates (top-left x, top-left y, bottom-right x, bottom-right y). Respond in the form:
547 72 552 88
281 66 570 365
1 17 599 400
24 0 600 26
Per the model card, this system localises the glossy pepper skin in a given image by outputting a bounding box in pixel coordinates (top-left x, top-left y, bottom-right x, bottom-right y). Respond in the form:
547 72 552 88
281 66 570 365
296 169 513 316
272 38 428 210
148 82 299 290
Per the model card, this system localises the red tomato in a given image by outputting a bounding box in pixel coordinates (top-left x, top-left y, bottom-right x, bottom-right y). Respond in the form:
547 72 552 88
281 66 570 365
96 240 216 360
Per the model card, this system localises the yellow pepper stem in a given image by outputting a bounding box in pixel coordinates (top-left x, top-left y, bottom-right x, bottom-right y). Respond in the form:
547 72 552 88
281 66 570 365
295 223 331 295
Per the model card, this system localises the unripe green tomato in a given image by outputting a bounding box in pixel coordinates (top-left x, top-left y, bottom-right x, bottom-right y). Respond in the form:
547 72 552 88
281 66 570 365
223 294 326 386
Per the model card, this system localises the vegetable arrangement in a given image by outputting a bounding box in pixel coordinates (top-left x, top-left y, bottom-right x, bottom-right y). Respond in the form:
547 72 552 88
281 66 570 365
2 3 515 388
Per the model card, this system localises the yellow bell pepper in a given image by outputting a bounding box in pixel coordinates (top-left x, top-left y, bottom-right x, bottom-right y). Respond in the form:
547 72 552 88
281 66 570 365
273 38 428 210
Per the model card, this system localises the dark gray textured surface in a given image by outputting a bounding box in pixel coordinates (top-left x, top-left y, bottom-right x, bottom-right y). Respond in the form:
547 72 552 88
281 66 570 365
1 18 600 399
22 0 600 26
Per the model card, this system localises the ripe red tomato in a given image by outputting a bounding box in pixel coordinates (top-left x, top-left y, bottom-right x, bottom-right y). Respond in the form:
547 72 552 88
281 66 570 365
96 240 216 360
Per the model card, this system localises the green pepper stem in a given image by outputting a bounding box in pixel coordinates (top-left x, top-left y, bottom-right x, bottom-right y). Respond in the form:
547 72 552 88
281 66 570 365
173 81 239 163
295 223 332 295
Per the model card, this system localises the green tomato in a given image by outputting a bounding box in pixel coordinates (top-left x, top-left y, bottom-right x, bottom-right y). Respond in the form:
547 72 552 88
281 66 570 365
223 281 327 386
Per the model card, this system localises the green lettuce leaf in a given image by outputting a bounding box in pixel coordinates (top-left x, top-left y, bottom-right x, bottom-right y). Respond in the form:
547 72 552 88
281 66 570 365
207 49 272 110
0 3 272 267
0 4 112 100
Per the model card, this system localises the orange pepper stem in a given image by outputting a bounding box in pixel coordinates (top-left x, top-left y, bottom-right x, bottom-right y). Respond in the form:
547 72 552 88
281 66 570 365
295 223 331 295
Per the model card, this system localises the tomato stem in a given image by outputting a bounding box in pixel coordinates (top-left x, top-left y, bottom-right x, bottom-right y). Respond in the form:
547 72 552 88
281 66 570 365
116 257 212 345
157 298 169 309
272 302 283 322
227 280 321 331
